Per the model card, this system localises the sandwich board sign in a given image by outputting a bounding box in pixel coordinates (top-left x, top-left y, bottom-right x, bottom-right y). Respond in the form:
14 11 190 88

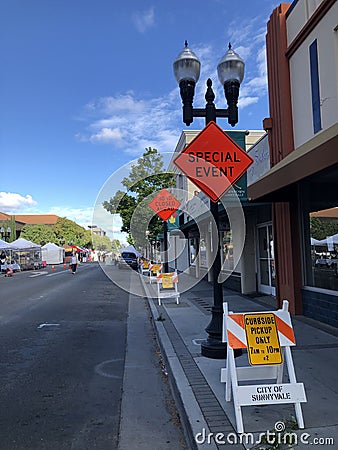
149 189 181 221
221 300 307 433
173 121 254 203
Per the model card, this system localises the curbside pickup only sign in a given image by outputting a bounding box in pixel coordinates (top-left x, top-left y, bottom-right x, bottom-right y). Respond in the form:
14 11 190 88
244 313 283 366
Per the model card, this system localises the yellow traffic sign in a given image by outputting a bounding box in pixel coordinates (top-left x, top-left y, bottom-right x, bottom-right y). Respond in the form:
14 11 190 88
244 313 283 365
162 273 174 289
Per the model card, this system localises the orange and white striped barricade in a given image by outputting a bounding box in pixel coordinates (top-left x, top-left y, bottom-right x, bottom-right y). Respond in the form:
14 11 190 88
221 300 307 434
141 259 150 276
149 263 163 284
156 272 179 306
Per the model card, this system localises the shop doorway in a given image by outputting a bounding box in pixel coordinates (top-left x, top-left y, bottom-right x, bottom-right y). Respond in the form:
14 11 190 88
257 223 276 295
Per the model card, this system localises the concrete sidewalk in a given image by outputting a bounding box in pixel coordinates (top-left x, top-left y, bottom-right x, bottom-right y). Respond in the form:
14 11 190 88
142 273 338 449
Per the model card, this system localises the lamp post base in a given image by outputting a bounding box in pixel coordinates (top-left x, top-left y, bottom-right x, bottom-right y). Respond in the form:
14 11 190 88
201 339 243 359
201 338 227 359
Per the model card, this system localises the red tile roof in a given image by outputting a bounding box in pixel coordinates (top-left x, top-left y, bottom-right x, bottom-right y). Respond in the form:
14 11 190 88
13 214 60 225
0 212 11 221
310 208 338 218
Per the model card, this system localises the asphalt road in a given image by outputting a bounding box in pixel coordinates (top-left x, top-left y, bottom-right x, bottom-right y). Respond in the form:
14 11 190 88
0 263 129 449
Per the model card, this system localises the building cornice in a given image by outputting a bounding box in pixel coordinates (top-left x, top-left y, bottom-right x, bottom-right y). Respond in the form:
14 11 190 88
286 0 336 58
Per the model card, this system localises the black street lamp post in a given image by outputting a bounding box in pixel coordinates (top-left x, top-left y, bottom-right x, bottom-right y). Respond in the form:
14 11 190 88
0 226 11 242
173 41 244 359
163 220 169 273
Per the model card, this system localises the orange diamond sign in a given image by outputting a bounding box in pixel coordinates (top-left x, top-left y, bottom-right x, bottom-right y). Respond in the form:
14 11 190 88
149 189 181 221
173 121 254 203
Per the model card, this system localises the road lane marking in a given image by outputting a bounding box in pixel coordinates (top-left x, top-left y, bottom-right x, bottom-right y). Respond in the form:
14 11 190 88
37 323 60 329
94 359 123 379
46 270 71 277
29 271 48 278
46 265 93 276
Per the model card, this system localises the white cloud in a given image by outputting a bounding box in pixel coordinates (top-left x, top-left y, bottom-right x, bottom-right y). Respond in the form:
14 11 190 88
212 15 269 108
78 92 181 155
0 192 37 212
47 206 95 229
239 96 259 108
132 7 155 33
89 127 124 145
88 94 146 115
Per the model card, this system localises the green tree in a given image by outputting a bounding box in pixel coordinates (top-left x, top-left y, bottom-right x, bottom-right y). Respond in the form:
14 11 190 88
111 239 121 253
9 216 17 242
310 217 338 240
103 147 175 248
91 234 112 251
53 217 91 247
0 216 16 242
20 224 57 246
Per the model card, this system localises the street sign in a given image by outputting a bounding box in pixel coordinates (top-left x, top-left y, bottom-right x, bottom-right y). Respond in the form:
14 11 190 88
167 211 180 230
244 313 283 366
173 121 254 202
149 189 181 221
236 383 307 406
161 273 174 289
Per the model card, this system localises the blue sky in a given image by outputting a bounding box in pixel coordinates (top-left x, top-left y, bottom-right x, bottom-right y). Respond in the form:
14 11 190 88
1 0 281 239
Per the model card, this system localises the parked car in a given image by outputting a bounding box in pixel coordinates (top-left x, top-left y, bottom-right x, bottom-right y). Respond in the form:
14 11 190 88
118 252 138 270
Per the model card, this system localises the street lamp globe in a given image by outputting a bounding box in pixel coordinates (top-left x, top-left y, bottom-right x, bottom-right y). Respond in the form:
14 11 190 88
217 43 244 85
217 43 245 126
173 40 201 84
173 41 201 126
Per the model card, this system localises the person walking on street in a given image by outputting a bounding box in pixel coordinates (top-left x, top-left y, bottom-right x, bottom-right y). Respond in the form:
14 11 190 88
71 253 78 274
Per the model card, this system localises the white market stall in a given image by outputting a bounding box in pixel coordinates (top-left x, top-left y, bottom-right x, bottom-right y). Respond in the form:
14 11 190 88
311 233 338 267
0 239 20 272
9 238 42 270
41 242 65 265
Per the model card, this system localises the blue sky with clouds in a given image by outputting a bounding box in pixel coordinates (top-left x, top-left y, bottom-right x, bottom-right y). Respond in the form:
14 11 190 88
1 0 281 238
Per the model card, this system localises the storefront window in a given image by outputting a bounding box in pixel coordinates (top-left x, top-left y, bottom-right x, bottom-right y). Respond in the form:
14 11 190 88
257 224 275 295
189 238 197 266
307 208 338 291
199 238 207 267
221 231 234 271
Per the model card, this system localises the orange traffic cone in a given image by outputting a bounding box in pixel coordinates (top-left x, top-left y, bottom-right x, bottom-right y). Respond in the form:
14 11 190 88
63 263 67 269
51 265 55 271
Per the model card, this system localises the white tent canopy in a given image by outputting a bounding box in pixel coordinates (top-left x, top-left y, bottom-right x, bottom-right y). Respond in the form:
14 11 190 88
9 238 41 249
119 245 142 257
6 238 42 270
311 233 338 246
0 239 12 250
41 242 64 265
310 237 324 245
